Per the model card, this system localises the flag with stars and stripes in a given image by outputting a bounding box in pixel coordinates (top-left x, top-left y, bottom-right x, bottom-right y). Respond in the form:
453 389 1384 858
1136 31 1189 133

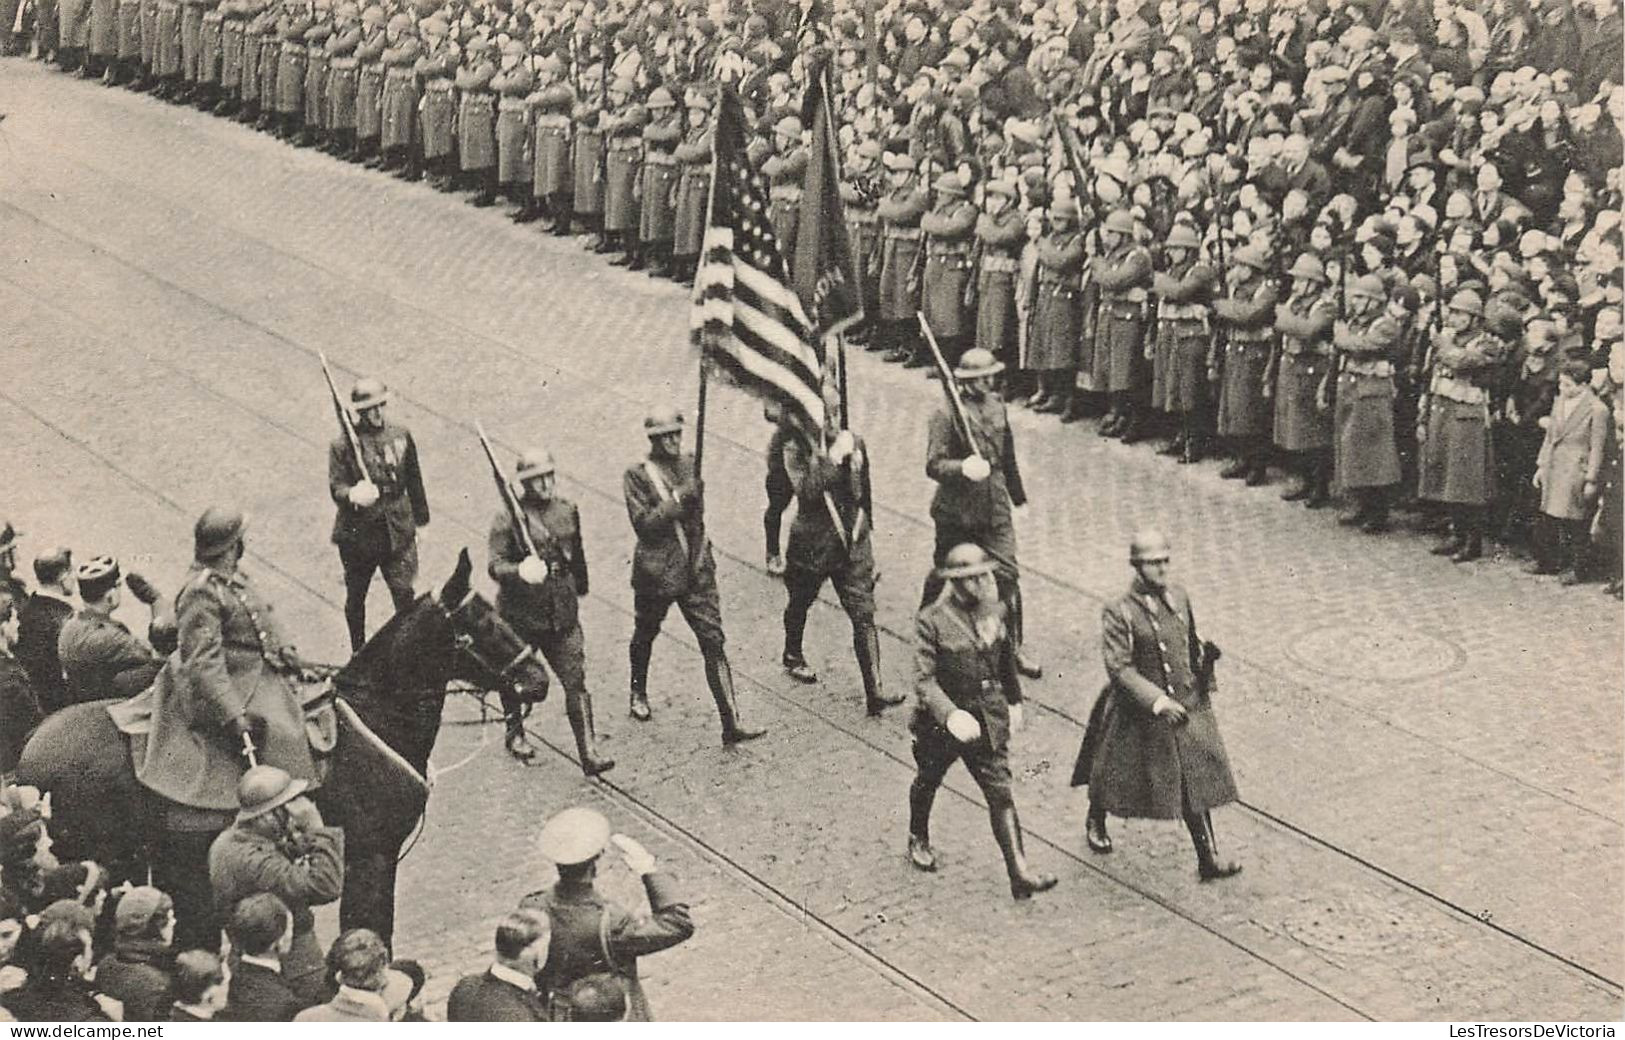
690 85 827 443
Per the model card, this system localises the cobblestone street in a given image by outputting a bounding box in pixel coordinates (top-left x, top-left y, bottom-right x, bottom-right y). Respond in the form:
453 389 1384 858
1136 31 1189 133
2 62 1621 1020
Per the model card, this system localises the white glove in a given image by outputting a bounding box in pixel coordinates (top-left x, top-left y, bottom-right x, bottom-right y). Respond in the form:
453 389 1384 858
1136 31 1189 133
610 833 658 876
961 455 992 482
946 709 982 743
517 555 550 584
1008 703 1024 734
828 429 856 463
348 480 381 508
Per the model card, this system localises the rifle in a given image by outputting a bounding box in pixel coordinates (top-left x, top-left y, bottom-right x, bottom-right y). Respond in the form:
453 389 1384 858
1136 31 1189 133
475 422 541 561
918 312 983 464
319 351 371 484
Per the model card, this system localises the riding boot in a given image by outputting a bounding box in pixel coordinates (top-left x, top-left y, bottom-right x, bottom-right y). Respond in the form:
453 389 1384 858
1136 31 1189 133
510 187 543 223
854 620 903 714
992 805 1057 899
1304 452 1332 508
501 693 535 761
1185 809 1242 880
1034 374 1066 414
1159 429 1188 457
781 602 817 683
1085 802 1112 853
1245 445 1270 486
625 244 647 271
705 652 765 744
907 777 938 871
628 637 652 721
1059 387 1089 423
564 688 615 776
1451 508 1484 562
1006 587 1041 679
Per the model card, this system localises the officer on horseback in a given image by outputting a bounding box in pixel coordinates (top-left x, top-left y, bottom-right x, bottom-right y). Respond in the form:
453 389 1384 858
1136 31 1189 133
111 507 317 813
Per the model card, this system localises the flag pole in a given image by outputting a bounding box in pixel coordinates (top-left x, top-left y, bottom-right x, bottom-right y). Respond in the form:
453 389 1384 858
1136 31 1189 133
819 60 853 431
693 88 725 487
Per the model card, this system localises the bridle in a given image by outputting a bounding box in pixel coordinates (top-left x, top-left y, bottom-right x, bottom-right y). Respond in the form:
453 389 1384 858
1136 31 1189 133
438 587 539 691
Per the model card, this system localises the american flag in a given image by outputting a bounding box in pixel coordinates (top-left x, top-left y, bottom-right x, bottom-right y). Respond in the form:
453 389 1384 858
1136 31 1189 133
690 86 827 442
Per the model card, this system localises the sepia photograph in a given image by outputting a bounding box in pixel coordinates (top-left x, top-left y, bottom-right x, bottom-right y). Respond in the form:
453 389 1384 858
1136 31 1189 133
0 0 1621 1026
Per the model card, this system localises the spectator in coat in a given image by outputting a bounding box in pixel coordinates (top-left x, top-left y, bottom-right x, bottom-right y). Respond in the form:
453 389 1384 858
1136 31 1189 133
219 893 307 1022
0 590 42 781
293 929 411 1022
167 950 227 1021
1530 359 1612 581
447 909 551 1022
95 887 175 1022
0 904 112 1022
14 549 74 719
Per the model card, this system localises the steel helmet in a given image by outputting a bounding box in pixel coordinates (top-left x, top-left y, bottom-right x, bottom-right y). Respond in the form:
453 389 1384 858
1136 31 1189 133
235 765 310 823
350 377 390 411
937 542 998 579
953 347 1005 380
1128 528 1172 563
643 407 685 437
1103 208 1135 234
1287 253 1327 283
515 447 556 481
194 506 248 559
1165 223 1201 251
1447 289 1484 317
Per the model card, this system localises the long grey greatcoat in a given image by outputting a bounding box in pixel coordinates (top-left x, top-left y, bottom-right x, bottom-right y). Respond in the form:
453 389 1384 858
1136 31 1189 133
1079 579 1238 819
1536 389 1611 520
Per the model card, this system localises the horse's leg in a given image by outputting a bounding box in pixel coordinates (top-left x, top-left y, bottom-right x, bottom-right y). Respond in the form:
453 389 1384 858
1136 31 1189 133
339 840 399 950
154 824 223 951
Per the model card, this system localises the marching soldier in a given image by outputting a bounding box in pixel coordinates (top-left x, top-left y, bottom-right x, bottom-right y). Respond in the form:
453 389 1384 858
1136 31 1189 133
971 178 1027 383
528 54 575 231
328 378 429 652
1025 196 1086 417
622 408 765 745
1091 208 1154 440
414 18 457 190
917 172 979 368
1074 530 1241 881
493 40 535 216
1328 274 1404 533
1419 290 1508 562
570 63 608 249
1150 221 1218 461
487 449 614 775
454 38 500 206
840 139 884 348
376 13 420 176
57 556 169 704
669 89 713 283
635 86 681 276
1211 243 1280 485
761 115 807 256
906 543 1056 900
920 348 1042 679
1272 253 1338 506
602 77 647 266
876 151 929 365
778 397 905 716
319 1 361 158
348 5 386 164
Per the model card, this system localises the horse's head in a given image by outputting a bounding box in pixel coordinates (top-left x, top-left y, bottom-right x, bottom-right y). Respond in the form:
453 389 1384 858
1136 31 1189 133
340 549 551 706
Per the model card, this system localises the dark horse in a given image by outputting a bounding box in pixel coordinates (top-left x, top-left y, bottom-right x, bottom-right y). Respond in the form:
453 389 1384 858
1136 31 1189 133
15 548 550 949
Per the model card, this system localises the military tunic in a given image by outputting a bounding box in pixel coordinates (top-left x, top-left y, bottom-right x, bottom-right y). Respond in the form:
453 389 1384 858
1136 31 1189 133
488 497 590 697
1272 289 1337 451
622 452 724 653
416 45 456 161
973 210 1026 365
1332 310 1404 491
570 99 605 216
926 395 1026 581
57 610 162 704
782 435 876 619
603 102 648 234
1028 226 1086 371
919 196 978 342
638 114 682 244
328 423 429 567
455 59 498 171
1418 330 1507 506
492 64 534 186
378 36 420 151
671 126 712 256
762 145 807 256
876 183 929 322
911 596 1022 809
1091 241 1154 394
530 84 575 199
1214 275 1279 438
1151 258 1216 414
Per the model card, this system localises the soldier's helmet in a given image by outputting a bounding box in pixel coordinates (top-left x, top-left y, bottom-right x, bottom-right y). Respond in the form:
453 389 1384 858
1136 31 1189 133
1348 274 1387 301
1103 208 1135 234
1448 289 1484 318
515 447 556 481
1287 253 1327 283
1129 528 1172 564
76 555 121 602
536 806 610 866
937 543 997 579
351 378 390 411
235 765 310 823
953 347 1005 381
194 507 249 560
643 407 685 437
1050 196 1080 221
932 172 966 195
1165 223 1201 251
647 86 676 109
773 115 802 137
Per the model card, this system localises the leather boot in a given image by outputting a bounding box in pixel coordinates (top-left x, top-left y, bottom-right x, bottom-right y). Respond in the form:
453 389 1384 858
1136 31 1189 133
854 621 903 715
992 806 1057 899
628 638 653 721
1219 456 1249 479
782 603 817 683
1006 589 1042 679
1085 803 1112 853
1185 810 1241 880
1158 430 1187 457
907 778 937 871
1245 455 1269 486
706 653 765 744
1059 389 1089 423
503 710 534 761
565 688 615 776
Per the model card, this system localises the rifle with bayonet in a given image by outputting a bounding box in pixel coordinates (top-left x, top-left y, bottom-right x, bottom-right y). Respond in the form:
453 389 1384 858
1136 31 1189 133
319 351 372 485
475 422 542 563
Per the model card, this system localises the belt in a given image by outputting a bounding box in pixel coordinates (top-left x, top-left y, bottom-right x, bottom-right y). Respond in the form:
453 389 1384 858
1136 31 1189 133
1282 338 1332 356
1343 358 1394 377
535 114 571 129
498 96 529 113
847 210 878 224
280 41 305 55
328 55 357 70
384 65 414 81
609 139 642 152
643 152 676 166
886 227 921 240
1158 301 1207 320
423 79 454 95
1229 330 1272 345
981 255 1018 273
929 243 971 256
461 92 494 108
1431 374 1488 404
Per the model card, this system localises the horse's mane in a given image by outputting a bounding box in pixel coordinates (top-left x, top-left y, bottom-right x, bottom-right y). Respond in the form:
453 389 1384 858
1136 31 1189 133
335 593 436 694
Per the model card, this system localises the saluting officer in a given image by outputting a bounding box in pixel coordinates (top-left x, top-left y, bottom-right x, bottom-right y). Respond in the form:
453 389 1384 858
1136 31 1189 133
1150 220 1218 461
1211 243 1280 485
623 408 765 744
1419 290 1507 562
920 348 1041 679
906 543 1057 900
1329 274 1404 533
488 449 613 775
1091 208 1154 440
328 377 429 652
778 395 906 717
56 555 169 704
917 172 979 368
1272 252 1338 506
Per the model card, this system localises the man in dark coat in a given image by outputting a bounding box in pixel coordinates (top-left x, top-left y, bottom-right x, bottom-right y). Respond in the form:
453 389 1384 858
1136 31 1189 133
219 893 309 1022
56 556 166 705
1 908 112 1021
906 543 1056 900
488 447 612 774
1075 529 1240 880
622 407 764 744
0 587 42 780
520 807 694 1021
446 909 551 1021
95 886 176 1022
328 377 429 653
15 548 75 718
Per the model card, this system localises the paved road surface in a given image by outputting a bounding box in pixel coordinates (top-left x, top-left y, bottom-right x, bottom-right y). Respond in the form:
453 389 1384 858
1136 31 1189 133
2 62 1620 1020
